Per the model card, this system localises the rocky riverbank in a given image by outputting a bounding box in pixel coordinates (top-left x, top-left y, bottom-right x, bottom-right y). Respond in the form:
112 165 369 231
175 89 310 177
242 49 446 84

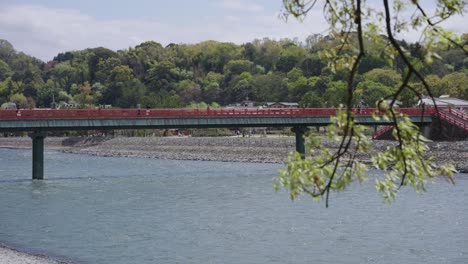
0 245 67 264
0 136 466 172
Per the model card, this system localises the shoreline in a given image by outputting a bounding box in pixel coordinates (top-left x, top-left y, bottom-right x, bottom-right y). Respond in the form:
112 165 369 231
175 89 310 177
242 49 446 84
0 244 72 264
0 136 467 172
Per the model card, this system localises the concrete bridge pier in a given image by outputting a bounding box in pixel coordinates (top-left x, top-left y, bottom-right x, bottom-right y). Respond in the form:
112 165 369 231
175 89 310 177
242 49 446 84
29 131 47 180
292 127 310 159
420 125 431 138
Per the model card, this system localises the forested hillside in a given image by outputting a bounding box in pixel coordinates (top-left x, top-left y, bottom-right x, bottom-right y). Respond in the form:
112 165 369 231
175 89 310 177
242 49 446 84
0 34 467 109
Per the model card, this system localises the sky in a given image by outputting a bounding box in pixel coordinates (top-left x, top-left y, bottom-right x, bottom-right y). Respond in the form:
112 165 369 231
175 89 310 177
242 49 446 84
0 0 466 62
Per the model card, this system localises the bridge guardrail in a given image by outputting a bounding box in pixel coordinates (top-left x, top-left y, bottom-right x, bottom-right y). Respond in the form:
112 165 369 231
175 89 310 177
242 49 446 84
372 125 394 139
437 111 468 131
0 107 436 120
447 108 468 122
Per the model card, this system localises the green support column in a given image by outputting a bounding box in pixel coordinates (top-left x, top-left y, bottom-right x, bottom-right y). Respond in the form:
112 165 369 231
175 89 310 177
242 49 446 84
29 131 47 180
292 127 309 159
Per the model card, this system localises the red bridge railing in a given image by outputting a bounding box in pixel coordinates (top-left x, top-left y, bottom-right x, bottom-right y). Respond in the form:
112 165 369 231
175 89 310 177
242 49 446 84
372 125 394 139
437 110 468 131
0 107 437 120
446 108 468 122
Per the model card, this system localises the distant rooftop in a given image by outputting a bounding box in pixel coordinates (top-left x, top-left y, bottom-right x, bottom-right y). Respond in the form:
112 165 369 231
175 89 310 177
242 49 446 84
418 97 468 107
265 102 299 106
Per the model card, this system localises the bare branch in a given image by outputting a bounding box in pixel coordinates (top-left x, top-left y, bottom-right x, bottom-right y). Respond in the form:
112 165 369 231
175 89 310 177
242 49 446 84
414 3 468 54
323 0 365 208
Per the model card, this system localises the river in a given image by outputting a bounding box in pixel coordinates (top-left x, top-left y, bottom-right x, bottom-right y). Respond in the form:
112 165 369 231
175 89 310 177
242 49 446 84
0 148 467 263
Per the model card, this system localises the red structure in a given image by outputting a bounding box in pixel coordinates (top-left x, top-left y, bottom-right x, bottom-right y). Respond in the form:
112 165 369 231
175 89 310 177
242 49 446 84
0 106 461 180
0 107 436 120
435 108 468 131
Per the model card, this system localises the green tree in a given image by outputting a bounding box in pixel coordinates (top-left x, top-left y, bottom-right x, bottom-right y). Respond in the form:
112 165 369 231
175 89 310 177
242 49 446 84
145 60 177 92
95 57 122 83
252 38 282 72
287 68 316 101
48 62 81 94
176 79 202 104
201 71 224 103
224 74 253 103
73 82 94 106
37 79 61 107
355 80 393 107
300 55 325 77
9 93 28 109
357 54 389 74
413 75 443 96
57 91 72 103
224 60 253 76
363 69 402 88
190 41 242 73
202 82 222 103
0 39 15 63
300 91 323 108
186 101 220 109
0 77 23 98
91 82 106 104
251 72 287 102
100 65 135 106
322 81 347 107
87 47 118 82
242 42 257 61
0 59 12 80
109 65 134 83
117 79 147 108
440 72 468 100
276 45 307 72
276 0 463 206
141 91 183 108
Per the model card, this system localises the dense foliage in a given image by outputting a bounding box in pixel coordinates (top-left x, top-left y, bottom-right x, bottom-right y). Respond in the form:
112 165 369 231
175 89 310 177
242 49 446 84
0 34 466 109
276 0 465 206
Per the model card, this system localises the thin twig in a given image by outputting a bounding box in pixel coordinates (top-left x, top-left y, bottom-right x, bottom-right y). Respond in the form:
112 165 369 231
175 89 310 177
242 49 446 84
324 0 365 208
415 3 468 54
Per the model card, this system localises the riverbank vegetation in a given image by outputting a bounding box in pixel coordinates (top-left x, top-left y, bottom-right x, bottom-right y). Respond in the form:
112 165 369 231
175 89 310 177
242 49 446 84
0 33 466 110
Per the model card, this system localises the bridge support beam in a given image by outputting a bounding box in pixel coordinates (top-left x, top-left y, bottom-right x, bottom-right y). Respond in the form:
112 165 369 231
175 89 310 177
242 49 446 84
29 131 47 180
292 127 309 159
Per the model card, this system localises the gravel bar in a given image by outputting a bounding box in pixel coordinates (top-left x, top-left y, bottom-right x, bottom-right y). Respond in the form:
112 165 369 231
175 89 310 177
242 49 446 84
0 136 466 172
0 245 67 264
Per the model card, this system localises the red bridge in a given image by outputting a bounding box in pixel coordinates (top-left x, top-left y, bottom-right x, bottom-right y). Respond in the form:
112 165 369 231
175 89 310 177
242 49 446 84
0 107 435 120
0 107 465 180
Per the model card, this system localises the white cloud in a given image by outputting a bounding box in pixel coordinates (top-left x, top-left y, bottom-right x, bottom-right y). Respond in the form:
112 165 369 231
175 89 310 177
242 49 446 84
224 15 241 22
221 0 264 12
393 5 468 43
0 5 174 61
0 3 466 62
0 4 329 61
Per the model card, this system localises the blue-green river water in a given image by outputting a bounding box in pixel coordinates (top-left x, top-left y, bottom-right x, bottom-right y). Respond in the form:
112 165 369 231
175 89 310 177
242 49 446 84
0 148 467 263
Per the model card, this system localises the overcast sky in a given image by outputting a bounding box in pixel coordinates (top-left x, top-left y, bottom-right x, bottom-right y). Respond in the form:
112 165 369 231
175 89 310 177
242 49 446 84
0 0 466 61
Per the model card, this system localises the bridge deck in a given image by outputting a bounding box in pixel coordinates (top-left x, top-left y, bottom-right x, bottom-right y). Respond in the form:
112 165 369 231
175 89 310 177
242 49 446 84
0 107 433 119
0 107 436 180
0 108 434 132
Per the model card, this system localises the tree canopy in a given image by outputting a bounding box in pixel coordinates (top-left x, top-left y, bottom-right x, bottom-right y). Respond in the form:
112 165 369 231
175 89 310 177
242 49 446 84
1 33 466 110
276 0 466 206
